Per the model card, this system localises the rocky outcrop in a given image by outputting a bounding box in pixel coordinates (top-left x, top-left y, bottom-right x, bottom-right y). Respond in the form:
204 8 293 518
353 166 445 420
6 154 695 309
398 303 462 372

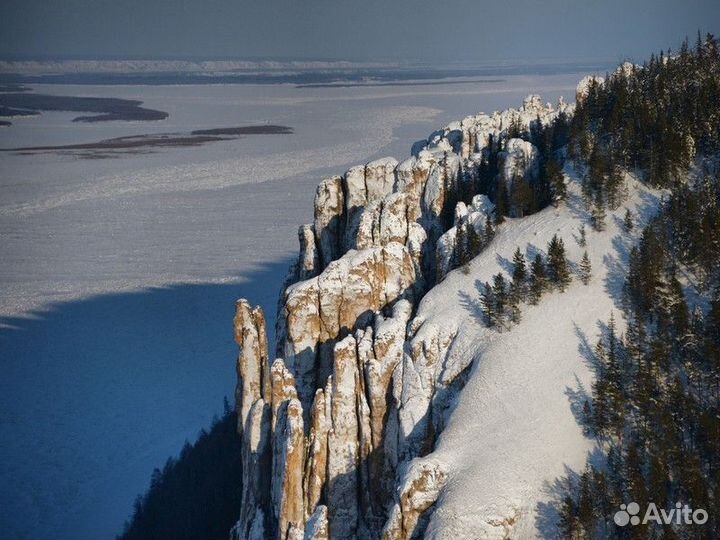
325 336 366 539
436 195 495 280
234 300 271 436
280 242 416 416
298 224 320 281
431 93 570 161
272 398 305 540
314 176 345 269
498 138 538 187
344 158 399 249
231 94 570 540
382 459 448 540
233 399 271 540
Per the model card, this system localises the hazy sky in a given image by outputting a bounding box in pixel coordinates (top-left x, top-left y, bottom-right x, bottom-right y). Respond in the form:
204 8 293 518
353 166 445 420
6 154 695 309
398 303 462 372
1 0 719 63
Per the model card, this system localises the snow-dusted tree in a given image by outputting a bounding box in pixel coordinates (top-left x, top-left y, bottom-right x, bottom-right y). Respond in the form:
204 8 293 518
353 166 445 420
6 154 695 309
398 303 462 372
484 215 495 243
529 253 547 304
453 222 468 268
511 247 527 302
591 190 606 231
605 166 625 209
623 208 634 231
547 158 567 205
578 224 587 247
492 273 509 328
547 234 571 291
579 251 592 285
467 222 483 260
479 281 496 327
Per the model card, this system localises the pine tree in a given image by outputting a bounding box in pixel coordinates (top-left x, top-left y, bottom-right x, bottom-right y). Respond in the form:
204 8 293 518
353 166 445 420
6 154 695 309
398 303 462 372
492 273 508 328
547 235 572 291
455 222 469 268
557 495 578 539
669 274 690 336
626 439 648 507
592 339 610 433
468 223 483 259
529 253 547 304
591 189 606 231
579 251 592 285
484 214 495 243
508 295 521 325
606 165 624 209
511 247 527 303
624 208 634 231
480 281 496 327
547 158 567 205
577 470 595 535
578 224 587 247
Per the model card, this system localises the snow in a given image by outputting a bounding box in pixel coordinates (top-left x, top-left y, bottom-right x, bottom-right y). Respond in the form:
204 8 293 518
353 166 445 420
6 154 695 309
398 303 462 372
412 172 662 539
0 74 583 539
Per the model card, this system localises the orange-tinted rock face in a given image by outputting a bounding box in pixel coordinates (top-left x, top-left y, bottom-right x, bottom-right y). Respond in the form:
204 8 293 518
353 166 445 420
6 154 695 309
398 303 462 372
272 398 305 540
234 300 270 436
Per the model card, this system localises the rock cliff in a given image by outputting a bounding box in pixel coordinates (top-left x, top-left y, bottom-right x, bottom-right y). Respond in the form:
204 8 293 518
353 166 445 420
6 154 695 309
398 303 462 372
231 94 572 540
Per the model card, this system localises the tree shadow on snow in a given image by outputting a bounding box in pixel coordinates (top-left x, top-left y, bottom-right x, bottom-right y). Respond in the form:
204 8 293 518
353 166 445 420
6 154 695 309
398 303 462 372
564 374 592 428
495 253 513 274
458 288 486 326
565 189 592 223
534 447 607 538
572 322 601 371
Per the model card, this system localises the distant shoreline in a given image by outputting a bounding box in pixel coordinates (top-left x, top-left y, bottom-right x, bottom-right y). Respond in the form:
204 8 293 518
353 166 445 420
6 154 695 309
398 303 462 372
0 125 293 155
0 91 168 123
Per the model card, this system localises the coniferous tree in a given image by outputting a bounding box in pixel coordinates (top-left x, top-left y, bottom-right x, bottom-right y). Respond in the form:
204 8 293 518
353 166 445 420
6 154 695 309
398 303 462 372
605 165 624 209
579 251 592 285
454 222 468 268
492 273 508 328
578 224 587 247
591 189 606 231
485 215 495 243
623 208 634 231
529 253 547 304
547 235 572 291
119 405 243 540
557 496 579 540
511 247 527 301
547 158 567 205
480 281 496 327
468 223 483 259
577 470 595 536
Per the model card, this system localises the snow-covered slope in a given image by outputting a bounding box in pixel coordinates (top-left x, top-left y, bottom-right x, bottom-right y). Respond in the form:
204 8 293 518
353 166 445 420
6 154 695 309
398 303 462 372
417 174 661 539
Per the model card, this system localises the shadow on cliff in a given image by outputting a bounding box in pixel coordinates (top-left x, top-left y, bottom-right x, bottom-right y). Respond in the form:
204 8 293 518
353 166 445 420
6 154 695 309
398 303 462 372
0 256 292 540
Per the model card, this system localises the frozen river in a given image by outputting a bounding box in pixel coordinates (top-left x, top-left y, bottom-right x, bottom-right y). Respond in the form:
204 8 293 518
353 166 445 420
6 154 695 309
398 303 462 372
0 72 583 540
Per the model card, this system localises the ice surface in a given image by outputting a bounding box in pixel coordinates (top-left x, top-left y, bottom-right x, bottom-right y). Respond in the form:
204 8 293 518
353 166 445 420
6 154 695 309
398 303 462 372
0 74 581 540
